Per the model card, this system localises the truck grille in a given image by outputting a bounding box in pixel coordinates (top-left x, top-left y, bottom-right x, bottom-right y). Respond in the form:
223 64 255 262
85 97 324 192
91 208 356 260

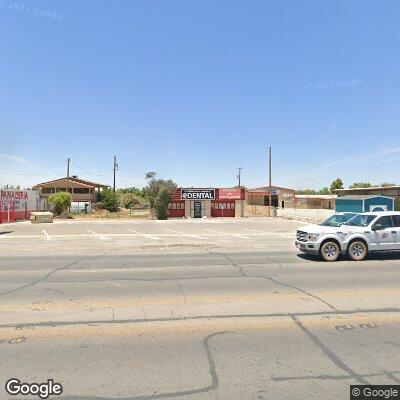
297 230 308 242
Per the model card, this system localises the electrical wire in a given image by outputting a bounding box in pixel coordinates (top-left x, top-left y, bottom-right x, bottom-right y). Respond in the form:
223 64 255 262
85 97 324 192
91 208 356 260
13 160 67 185
70 160 109 179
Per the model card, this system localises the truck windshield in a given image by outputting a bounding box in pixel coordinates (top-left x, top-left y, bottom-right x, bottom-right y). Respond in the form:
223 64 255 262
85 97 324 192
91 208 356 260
320 213 357 227
344 214 377 227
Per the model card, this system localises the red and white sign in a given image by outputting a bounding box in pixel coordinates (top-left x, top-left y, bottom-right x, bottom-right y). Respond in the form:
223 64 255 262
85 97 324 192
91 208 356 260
0 189 43 223
218 188 242 200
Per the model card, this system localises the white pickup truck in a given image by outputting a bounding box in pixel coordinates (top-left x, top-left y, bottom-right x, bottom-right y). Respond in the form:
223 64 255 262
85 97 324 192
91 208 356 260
295 211 400 261
295 212 356 261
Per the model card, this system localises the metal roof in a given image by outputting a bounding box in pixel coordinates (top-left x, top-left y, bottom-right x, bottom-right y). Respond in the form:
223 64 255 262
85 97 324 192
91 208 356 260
337 194 394 200
336 186 400 191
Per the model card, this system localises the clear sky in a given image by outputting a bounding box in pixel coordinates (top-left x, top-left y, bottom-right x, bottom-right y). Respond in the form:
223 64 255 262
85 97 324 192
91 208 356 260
1 0 400 190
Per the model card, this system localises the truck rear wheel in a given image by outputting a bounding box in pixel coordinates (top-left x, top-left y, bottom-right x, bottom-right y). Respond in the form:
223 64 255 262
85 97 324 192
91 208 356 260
320 241 340 262
347 240 367 261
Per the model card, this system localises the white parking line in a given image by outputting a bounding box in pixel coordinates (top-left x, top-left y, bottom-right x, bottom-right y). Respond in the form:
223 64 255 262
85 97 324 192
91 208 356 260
127 229 161 241
244 228 294 238
42 230 50 240
203 228 252 240
86 229 110 241
166 228 204 239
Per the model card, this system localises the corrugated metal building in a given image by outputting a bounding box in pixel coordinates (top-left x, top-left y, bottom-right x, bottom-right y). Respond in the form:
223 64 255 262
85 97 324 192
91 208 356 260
336 186 400 210
335 195 395 213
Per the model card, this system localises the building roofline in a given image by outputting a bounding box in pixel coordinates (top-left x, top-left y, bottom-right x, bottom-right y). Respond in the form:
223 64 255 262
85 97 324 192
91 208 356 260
34 177 109 188
337 194 395 200
294 194 337 199
336 186 400 191
247 186 295 193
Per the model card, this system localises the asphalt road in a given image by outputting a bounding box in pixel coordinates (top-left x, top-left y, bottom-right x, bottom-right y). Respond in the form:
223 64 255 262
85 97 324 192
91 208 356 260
1 248 400 400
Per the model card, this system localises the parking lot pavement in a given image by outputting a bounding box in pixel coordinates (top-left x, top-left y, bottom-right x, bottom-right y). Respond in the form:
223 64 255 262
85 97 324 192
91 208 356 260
0 217 302 255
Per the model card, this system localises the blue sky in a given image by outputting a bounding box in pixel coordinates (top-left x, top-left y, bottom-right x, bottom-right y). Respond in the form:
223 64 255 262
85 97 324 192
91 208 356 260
1 0 400 190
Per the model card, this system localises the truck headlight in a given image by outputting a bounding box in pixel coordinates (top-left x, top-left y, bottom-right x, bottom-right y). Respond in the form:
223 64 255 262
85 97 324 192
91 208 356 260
308 233 320 242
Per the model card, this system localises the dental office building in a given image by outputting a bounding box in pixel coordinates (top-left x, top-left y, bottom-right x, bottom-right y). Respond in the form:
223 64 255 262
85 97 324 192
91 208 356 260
168 188 246 218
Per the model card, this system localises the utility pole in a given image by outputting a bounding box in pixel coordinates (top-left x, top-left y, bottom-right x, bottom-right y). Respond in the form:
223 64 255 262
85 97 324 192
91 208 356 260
237 167 243 187
66 158 70 192
113 156 118 192
268 147 272 217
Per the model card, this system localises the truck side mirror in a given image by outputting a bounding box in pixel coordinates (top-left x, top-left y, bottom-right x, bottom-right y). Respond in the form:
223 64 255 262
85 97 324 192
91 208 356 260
372 223 383 231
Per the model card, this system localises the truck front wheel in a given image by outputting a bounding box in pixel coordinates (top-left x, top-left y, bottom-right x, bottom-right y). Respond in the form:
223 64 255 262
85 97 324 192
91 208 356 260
320 241 340 262
347 240 367 261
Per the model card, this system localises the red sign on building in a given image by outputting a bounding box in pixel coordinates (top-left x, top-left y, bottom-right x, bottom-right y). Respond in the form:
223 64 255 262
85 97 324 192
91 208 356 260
218 188 242 200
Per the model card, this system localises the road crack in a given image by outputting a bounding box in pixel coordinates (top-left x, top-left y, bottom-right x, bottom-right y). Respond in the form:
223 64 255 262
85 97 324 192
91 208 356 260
0 254 103 297
46 331 226 400
290 315 369 384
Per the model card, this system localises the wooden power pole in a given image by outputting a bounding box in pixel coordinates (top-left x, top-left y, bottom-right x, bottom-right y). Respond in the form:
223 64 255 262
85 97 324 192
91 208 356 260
113 156 118 192
268 147 272 217
66 158 70 192
237 167 243 187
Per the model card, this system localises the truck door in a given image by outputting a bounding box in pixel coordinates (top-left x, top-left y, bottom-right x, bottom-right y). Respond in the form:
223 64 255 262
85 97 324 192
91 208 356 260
391 215 400 250
371 216 397 250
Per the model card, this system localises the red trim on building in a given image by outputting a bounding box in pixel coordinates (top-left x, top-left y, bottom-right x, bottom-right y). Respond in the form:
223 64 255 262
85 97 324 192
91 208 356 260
168 201 185 218
211 200 236 217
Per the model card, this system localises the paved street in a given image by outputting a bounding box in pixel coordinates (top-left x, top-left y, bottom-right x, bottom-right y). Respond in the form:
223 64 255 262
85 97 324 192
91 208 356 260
0 218 400 399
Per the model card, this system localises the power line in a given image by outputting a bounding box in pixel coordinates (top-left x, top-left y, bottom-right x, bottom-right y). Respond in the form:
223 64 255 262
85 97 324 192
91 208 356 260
70 160 106 178
13 160 67 185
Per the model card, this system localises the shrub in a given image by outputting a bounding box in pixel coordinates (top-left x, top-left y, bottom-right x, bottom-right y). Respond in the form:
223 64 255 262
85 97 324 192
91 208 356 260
98 188 119 212
119 193 141 209
48 192 72 216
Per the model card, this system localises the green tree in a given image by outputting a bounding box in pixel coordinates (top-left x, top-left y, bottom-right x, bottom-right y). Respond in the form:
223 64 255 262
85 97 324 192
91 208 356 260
295 189 317 195
330 178 344 193
380 182 396 187
349 182 373 189
154 187 171 220
4 184 21 189
119 192 142 209
145 171 156 180
98 188 119 212
144 172 177 219
48 192 72 216
116 187 146 203
317 187 331 195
